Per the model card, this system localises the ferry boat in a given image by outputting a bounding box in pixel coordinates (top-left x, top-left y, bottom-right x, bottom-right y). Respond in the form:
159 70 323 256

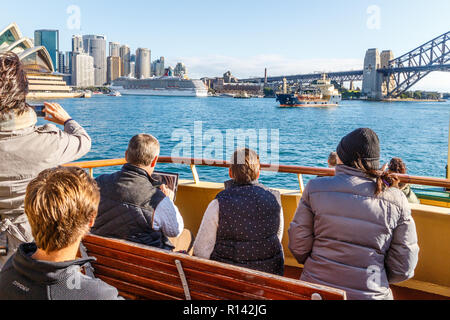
276 75 342 107
111 76 208 97
69 156 450 301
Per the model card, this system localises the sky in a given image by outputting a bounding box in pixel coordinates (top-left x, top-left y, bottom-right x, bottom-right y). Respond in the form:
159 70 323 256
2 0 450 91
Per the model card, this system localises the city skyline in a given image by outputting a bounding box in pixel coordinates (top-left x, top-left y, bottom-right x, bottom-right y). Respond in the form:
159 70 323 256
1 0 450 91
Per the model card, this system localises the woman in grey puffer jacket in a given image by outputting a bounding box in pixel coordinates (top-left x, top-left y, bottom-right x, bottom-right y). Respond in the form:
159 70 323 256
289 128 419 300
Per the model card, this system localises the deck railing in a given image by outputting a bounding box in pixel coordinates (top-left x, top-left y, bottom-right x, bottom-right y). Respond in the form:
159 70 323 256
66 157 450 192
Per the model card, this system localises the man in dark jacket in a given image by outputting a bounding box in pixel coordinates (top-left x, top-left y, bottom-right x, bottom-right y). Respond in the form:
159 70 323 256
91 134 185 251
0 167 121 300
194 148 285 276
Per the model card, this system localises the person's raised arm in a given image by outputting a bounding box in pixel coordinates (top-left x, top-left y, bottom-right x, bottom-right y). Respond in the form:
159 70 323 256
43 102 92 164
288 183 315 265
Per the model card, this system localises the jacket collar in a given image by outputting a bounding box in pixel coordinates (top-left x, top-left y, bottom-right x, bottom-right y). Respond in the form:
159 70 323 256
224 179 260 190
12 243 95 285
335 164 376 181
0 108 37 132
122 163 160 186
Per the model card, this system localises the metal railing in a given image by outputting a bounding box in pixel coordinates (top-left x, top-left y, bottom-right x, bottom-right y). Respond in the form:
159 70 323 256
65 157 450 192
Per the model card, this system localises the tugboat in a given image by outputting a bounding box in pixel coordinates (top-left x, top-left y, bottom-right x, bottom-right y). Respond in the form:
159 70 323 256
276 75 342 107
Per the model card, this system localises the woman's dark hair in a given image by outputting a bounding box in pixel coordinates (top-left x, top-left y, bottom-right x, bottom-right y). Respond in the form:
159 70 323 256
388 157 407 189
351 157 399 196
0 52 29 119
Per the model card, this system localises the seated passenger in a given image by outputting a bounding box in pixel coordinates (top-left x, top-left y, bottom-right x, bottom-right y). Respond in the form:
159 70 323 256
92 134 188 252
387 158 420 204
194 148 285 276
289 128 419 300
0 167 121 300
328 152 338 168
0 52 92 268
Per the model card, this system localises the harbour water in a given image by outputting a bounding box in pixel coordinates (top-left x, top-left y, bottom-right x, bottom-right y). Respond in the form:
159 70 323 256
39 96 450 190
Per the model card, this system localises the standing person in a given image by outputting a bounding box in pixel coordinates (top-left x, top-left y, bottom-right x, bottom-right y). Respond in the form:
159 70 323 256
0 52 92 268
194 148 285 276
0 167 121 300
92 134 190 252
289 128 419 300
387 158 420 204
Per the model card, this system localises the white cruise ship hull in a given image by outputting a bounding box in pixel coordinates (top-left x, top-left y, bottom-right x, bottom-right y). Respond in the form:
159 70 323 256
112 87 208 97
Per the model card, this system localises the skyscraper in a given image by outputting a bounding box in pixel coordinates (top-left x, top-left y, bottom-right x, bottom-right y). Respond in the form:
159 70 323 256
174 62 187 78
72 53 95 87
34 30 59 72
119 45 131 77
151 57 165 77
58 52 65 73
83 35 107 86
107 56 122 84
65 51 73 74
109 42 120 57
72 35 83 53
130 61 136 78
135 48 151 79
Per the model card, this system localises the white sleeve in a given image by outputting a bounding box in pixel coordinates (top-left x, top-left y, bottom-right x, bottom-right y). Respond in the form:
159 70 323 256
278 207 285 242
153 197 184 238
193 199 220 260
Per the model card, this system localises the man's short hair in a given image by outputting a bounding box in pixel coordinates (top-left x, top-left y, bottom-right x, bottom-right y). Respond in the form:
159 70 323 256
230 148 260 184
25 167 100 253
328 152 338 167
126 134 160 167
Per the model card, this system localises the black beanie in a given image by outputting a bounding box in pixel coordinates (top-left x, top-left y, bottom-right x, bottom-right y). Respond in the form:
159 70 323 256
337 128 381 168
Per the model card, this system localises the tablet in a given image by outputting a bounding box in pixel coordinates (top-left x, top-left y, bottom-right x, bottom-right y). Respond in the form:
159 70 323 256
152 171 180 201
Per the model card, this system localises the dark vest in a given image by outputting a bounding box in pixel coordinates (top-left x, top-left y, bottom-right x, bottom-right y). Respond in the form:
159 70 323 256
210 180 285 276
92 164 172 250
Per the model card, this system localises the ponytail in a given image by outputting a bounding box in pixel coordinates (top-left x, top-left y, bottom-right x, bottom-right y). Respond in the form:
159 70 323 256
353 159 399 196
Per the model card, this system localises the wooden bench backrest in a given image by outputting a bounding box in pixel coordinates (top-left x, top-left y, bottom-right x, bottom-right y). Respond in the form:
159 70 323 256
83 235 347 301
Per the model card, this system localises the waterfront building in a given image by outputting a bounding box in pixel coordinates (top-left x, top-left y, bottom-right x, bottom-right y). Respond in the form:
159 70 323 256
174 62 187 78
135 48 151 79
65 51 73 74
72 35 83 53
109 42 120 57
120 45 131 77
34 29 59 72
83 35 107 86
57 51 65 73
130 61 136 78
72 53 95 87
0 23 76 99
107 56 122 84
151 57 165 77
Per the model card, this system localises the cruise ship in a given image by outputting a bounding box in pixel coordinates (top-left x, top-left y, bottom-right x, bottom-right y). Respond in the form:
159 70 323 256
111 76 208 97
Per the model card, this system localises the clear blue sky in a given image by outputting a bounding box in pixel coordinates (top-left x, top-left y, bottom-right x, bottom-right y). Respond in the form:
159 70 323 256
2 0 450 89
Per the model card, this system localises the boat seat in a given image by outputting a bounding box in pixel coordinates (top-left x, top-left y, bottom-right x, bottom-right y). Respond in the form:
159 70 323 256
82 234 347 301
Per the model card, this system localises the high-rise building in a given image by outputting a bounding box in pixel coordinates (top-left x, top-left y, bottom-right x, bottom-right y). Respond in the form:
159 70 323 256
34 29 59 72
174 62 187 78
72 35 83 53
72 53 95 87
109 42 120 57
58 51 65 73
107 56 122 84
83 35 107 86
130 61 136 78
151 57 165 77
135 48 151 79
120 45 131 77
65 51 73 74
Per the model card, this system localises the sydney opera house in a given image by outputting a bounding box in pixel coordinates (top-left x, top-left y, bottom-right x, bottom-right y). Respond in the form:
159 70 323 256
0 23 82 99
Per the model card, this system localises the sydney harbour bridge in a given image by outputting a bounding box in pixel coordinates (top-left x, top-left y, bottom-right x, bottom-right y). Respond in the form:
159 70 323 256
240 31 449 99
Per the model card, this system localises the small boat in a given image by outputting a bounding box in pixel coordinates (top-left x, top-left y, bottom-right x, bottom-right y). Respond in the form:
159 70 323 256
234 92 251 99
108 91 122 97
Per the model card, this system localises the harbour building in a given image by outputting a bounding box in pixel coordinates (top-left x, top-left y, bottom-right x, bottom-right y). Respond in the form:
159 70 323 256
174 62 188 78
120 45 131 77
107 56 122 84
0 23 79 99
135 48 151 79
151 57 165 77
72 53 95 87
72 35 83 54
34 29 59 72
109 42 120 57
83 35 107 86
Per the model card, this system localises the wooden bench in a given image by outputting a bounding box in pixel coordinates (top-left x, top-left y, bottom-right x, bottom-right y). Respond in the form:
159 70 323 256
82 235 347 300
